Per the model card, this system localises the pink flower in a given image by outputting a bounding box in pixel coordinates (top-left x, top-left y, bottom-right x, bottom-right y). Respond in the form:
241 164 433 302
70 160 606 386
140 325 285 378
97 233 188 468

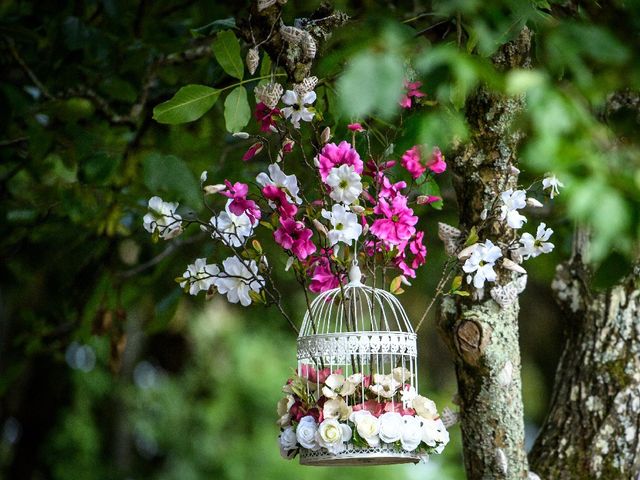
377 174 407 199
352 400 385 417
298 365 338 384
409 231 427 269
347 123 364 132
262 185 298 218
417 195 442 205
220 181 261 223
316 141 363 181
426 147 446 174
399 80 426 109
254 102 280 132
394 232 427 278
370 196 418 245
242 142 263 161
274 218 316 260
401 146 426 179
308 256 341 293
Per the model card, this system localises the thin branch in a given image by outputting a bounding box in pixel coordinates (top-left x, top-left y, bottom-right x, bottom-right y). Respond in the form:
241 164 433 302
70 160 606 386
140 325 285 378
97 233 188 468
4 36 54 100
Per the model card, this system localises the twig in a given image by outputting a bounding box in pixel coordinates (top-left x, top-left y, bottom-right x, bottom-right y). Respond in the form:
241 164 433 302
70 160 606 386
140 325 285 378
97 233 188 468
4 36 54 100
415 260 454 333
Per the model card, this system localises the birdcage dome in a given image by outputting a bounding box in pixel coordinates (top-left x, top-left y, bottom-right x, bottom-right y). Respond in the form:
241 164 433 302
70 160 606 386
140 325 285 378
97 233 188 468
294 264 422 466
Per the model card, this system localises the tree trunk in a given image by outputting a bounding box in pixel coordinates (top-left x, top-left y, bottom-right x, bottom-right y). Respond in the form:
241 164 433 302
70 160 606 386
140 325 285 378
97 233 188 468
530 231 640 479
437 28 533 479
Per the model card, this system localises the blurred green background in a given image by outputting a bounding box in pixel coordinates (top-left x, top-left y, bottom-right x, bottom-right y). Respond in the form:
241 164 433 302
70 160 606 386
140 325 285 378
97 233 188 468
1 1 639 479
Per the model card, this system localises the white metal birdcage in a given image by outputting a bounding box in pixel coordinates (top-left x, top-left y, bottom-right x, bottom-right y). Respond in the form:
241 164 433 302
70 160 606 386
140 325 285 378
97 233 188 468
296 263 420 466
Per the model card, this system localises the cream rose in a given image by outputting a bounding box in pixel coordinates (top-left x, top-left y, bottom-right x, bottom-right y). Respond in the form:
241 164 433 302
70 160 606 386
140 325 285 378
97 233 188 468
350 410 380 447
316 419 352 454
322 373 345 398
378 411 403 443
392 366 412 383
412 395 438 420
400 415 423 452
296 415 320 450
422 418 450 453
323 397 352 421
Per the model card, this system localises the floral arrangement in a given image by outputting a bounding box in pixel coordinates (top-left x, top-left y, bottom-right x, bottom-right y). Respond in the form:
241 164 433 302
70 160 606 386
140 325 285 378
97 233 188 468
142 76 445 330
277 366 449 459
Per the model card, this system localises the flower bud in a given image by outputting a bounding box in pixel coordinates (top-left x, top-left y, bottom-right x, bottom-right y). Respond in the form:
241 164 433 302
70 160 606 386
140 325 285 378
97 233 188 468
320 126 331 144
233 131 250 139
480 208 488 220
312 219 328 236
351 205 365 214
204 183 227 195
526 197 543 208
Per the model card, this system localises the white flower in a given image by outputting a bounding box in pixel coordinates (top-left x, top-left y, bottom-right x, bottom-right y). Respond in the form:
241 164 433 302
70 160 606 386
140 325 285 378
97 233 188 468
462 239 503 289
279 426 298 458
499 189 527 229
281 89 316 128
214 256 264 307
321 204 362 246
256 163 302 204
401 415 423 452
422 418 450 454
542 174 564 199
321 374 345 399
296 416 320 450
392 367 412 383
143 196 182 239
316 419 352 454
324 164 363 205
323 397 352 421
412 395 438 421
349 410 380 447
210 200 256 247
369 373 401 399
519 223 554 260
180 258 219 296
401 385 418 406
378 412 403 444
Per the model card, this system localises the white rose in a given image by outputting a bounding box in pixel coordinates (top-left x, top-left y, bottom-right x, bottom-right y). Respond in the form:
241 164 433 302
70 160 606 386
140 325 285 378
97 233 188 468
323 397 352 421
316 419 352 454
279 426 298 458
422 418 450 453
400 415 423 452
412 395 438 420
350 410 380 447
322 373 345 398
378 412 403 444
296 416 320 450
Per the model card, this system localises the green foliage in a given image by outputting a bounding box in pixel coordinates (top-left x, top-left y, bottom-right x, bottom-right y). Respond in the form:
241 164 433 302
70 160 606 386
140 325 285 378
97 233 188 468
153 85 222 124
212 30 244 80
223 86 251 133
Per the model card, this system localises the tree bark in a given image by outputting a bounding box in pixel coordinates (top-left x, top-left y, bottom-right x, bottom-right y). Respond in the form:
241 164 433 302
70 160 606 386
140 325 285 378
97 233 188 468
530 231 640 479
437 28 533 480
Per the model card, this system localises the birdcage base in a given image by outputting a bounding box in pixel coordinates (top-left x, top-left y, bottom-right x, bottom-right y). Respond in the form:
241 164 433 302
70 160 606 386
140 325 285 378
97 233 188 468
299 444 422 466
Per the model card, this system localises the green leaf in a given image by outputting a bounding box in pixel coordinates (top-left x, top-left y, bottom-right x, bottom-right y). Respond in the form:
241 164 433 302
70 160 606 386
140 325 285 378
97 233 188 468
464 226 479 247
451 275 463 291
453 290 470 297
212 30 244 80
142 153 200 207
337 51 404 118
224 86 251 133
190 17 236 37
390 275 404 295
418 180 443 210
153 85 220 124
259 52 272 77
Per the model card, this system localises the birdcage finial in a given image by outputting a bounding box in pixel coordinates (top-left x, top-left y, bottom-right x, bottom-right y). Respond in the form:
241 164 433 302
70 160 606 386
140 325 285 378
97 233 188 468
347 261 362 286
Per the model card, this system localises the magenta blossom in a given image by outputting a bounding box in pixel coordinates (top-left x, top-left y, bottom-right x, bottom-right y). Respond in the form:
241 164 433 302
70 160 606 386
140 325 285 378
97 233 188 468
220 181 261 223
242 142 263 161
316 141 363 181
394 231 427 277
417 195 442 205
426 147 446 174
399 80 426 109
262 185 298 218
308 256 341 293
347 123 365 132
377 174 407 199
370 195 418 245
254 102 280 132
274 218 316 260
401 146 426 179
364 159 396 177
